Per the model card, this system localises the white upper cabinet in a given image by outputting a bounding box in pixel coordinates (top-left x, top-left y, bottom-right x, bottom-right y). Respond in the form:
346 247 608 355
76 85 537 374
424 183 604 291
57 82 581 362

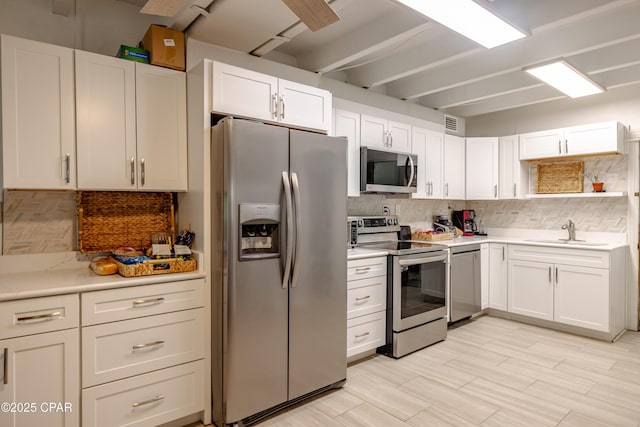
135 62 188 191
1 35 76 189
412 127 444 199
465 137 499 200
519 121 624 160
333 109 361 197
361 114 411 153
211 62 331 132
76 54 187 191
499 135 527 199
76 51 137 190
443 134 465 199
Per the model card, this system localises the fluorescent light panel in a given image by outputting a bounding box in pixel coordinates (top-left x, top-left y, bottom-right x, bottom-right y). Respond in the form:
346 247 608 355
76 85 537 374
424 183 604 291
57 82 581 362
525 61 604 98
396 0 526 48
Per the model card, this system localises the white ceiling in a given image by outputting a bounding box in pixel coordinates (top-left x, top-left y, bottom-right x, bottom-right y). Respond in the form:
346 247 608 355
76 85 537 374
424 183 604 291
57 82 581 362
181 0 640 118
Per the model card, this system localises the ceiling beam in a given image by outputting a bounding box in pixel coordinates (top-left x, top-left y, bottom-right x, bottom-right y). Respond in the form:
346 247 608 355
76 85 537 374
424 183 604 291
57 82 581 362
386 1 640 100
443 86 565 118
346 30 480 88
419 71 543 109
295 8 429 73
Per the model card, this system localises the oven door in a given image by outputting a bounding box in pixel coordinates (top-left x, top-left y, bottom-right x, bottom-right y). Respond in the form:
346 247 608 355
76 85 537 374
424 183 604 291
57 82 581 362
393 251 448 331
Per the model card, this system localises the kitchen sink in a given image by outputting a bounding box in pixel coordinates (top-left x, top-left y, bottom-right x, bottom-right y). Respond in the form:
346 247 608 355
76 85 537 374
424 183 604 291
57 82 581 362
526 239 609 246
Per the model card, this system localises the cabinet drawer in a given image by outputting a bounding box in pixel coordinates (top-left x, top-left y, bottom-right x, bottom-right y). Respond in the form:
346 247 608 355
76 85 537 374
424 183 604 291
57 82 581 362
81 279 204 325
0 294 78 339
347 256 386 281
346 311 385 358
82 360 204 427
82 309 204 387
347 277 386 319
509 245 609 268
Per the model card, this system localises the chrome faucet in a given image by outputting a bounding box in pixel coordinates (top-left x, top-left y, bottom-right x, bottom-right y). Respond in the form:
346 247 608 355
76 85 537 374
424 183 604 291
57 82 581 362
561 219 576 241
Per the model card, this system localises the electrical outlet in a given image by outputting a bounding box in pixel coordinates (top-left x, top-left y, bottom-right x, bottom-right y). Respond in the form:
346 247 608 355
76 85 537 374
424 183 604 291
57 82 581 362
383 205 390 215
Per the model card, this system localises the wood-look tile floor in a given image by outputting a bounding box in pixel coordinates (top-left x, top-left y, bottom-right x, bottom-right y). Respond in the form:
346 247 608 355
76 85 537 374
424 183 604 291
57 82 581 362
200 316 640 426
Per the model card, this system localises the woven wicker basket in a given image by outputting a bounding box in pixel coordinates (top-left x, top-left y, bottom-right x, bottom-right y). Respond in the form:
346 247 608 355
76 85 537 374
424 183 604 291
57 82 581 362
412 231 455 241
116 258 197 277
77 191 175 253
536 161 584 194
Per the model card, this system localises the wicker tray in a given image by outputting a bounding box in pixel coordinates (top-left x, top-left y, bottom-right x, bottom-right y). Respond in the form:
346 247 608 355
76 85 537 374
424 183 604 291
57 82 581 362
116 258 197 277
536 161 584 194
77 191 175 253
412 231 455 241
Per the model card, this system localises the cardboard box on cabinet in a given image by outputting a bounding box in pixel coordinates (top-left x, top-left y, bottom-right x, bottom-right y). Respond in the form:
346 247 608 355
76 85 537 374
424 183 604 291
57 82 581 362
140 24 185 71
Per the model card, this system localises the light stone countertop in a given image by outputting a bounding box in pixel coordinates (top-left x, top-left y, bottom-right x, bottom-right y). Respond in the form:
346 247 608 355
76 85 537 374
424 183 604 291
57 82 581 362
0 251 205 302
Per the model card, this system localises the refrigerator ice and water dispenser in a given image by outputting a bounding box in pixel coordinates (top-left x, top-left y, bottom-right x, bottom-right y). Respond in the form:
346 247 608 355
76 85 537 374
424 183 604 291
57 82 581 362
239 203 280 260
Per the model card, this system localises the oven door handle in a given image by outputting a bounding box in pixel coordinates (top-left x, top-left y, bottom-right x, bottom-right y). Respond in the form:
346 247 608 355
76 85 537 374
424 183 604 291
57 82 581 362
398 254 448 266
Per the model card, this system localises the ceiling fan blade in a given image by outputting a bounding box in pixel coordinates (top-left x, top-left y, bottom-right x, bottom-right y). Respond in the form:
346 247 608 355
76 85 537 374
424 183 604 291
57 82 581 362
140 0 189 16
281 0 340 32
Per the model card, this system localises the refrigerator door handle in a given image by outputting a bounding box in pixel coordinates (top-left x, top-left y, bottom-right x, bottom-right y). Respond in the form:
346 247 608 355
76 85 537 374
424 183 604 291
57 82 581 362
290 172 302 288
282 171 294 289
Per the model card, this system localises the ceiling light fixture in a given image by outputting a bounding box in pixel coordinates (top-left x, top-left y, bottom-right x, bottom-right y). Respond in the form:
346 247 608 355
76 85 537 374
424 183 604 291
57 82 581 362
395 0 526 48
524 60 604 98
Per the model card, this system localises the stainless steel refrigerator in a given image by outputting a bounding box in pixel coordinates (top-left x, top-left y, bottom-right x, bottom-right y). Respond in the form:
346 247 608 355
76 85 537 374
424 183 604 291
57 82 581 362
210 117 347 426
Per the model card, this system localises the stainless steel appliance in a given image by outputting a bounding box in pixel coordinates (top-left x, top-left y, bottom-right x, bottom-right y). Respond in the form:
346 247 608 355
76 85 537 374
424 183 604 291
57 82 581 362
450 244 481 323
211 118 347 426
360 147 417 194
349 216 448 358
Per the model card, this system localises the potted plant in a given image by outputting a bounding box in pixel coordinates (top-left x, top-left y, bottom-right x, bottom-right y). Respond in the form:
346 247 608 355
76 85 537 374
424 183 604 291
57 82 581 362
584 171 604 192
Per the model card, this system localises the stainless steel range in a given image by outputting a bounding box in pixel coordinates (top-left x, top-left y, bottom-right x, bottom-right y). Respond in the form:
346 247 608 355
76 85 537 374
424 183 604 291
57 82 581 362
348 216 448 358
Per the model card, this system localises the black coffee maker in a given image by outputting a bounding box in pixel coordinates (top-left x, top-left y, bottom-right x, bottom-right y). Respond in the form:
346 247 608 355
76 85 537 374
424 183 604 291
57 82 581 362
453 210 478 236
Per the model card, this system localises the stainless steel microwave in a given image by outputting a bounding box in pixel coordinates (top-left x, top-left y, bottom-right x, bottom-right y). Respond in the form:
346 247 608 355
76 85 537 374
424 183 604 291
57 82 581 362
360 147 417 194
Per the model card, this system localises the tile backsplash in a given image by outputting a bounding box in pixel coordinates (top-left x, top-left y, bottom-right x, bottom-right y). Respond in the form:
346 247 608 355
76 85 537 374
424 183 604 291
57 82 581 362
3 190 77 255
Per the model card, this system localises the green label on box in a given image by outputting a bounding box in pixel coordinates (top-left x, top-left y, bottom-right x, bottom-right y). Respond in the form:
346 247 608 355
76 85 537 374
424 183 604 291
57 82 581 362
117 45 150 63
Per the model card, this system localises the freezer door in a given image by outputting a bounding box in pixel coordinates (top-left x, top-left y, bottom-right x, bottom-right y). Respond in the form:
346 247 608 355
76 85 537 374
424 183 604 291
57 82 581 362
288 130 348 399
219 119 291 423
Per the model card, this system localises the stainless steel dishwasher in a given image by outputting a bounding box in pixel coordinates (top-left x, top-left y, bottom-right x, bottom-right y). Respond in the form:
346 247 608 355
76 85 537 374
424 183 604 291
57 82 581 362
449 244 481 323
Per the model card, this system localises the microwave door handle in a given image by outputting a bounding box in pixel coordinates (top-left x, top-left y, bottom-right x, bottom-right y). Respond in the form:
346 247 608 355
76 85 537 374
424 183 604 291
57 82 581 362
405 155 415 187
282 172 294 289
290 172 302 288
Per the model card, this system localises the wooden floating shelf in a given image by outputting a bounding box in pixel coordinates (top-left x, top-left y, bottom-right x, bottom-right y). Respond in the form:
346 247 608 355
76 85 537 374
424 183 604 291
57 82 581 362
526 192 627 199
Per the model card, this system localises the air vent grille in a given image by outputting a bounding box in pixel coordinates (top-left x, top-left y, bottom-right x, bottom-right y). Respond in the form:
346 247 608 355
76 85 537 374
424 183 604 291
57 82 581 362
444 115 459 134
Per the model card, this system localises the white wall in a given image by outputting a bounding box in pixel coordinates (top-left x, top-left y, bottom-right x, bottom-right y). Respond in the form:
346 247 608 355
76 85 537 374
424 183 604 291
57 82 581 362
0 0 172 55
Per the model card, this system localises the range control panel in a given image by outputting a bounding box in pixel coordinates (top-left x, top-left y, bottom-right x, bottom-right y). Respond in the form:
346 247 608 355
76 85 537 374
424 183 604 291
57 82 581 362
348 216 400 235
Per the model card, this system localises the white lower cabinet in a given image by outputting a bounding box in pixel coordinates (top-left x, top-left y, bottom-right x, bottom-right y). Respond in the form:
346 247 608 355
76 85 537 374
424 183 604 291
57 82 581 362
81 279 206 427
488 243 508 311
346 256 387 360
0 295 80 427
507 245 624 337
82 360 204 427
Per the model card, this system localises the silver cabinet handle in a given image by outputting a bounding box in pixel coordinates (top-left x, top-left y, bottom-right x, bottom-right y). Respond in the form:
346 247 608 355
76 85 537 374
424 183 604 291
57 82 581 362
279 95 285 119
445 183 449 197
390 133 393 147
355 296 371 301
564 139 568 154
513 183 517 197
282 171 294 289
132 297 164 308
290 172 302 288
555 267 559 285
3 348 7 385
16 311 62 324
132 395 165 408
558 140 562 155
502 246 505 261
64 153 71 184
355 267 370 274
494 185 497 198
548 266 552 283
132 340 165 351
130 157 136 185
271 94 278 119
355 332 370 338
140 158 145 186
